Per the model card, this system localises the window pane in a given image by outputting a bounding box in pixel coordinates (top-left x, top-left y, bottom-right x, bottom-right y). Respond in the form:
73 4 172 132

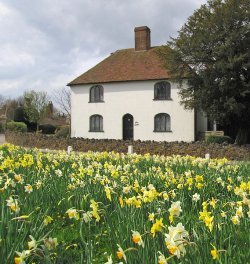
90 115 103 131
154 113 171 131
90 85 104 102
90 88 95 102
154 82 171 100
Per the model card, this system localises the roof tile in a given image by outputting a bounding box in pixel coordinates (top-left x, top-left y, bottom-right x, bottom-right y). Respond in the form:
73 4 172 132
68 47 170 85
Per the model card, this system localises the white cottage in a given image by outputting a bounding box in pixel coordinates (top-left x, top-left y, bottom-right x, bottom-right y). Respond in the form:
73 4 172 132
68 26 207 141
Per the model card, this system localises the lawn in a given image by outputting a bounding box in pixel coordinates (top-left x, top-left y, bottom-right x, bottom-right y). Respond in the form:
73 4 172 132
0 144 249 263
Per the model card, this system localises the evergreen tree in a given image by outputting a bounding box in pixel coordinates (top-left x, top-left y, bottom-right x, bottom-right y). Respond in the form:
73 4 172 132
159 0 250 144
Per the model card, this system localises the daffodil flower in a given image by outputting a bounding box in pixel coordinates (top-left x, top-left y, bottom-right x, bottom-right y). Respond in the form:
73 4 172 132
131 231 144 247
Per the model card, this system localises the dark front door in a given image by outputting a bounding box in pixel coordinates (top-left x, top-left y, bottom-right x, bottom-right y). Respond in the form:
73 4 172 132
123 114 134 140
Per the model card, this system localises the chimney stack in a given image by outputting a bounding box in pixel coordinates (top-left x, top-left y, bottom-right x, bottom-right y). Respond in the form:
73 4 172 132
134 26 151 51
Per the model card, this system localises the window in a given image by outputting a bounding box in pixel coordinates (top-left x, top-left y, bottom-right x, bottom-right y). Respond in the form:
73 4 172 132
154 113 171 132
89 115 103 132
154 81 171 100
90 85 104 102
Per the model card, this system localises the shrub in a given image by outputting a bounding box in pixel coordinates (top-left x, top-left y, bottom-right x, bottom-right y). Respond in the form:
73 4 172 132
55 127 70 138
14 107 27 123
26 121 37 132
6 121 27 133
0 122 5 133
206 135 233 144
38 124 56 134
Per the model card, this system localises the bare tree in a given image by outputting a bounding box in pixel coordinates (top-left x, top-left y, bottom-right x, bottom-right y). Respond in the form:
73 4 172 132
52 87 71 118
0 96 24 120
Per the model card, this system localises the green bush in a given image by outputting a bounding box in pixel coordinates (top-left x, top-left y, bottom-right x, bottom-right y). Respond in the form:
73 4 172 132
6 121 27 133
206 135 233 144
55 127 70 138
38 124 56 134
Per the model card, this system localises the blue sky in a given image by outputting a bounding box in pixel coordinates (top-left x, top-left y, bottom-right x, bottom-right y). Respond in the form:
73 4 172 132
0 0 207 99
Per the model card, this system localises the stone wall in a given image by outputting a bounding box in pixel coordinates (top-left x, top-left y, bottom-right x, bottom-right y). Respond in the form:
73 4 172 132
5 131 250 160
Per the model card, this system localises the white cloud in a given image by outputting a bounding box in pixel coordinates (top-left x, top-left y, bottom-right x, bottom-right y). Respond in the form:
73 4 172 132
0 0 207 99
0 2 10 16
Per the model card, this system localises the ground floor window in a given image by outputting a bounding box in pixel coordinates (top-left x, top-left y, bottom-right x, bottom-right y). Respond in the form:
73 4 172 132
154 113 171 132
89 115 103 132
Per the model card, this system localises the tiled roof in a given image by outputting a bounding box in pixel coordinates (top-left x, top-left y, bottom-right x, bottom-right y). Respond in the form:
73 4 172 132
68 47 170 86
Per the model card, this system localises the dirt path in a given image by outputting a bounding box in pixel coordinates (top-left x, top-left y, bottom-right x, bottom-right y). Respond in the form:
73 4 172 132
0 134 6 145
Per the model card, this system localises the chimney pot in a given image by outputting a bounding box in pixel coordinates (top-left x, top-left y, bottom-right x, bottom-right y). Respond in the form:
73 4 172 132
134 26 151 51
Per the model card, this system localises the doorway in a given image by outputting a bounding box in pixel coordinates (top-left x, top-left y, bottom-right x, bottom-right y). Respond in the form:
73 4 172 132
123 114 134 140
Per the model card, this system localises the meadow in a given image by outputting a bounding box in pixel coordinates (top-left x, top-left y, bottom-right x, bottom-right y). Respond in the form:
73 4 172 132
0 144 249 264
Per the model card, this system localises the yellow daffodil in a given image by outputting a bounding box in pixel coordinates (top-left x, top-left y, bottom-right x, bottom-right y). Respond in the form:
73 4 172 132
148 212 155 222
231 215 240 225
43 215 53 225
104 186 112 201
151 218 164 237
209 198 217 209
211 246 219 260
90 199 100 222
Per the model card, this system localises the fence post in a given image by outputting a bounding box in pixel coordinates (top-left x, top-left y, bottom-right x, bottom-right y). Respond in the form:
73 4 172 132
128 145 133 154
67 146 73 155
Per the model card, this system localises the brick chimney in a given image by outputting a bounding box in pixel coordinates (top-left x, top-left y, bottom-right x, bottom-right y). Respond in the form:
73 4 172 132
134 26 151 51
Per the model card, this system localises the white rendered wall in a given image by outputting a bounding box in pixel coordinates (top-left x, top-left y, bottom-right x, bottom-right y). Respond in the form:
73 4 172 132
71 80 197 142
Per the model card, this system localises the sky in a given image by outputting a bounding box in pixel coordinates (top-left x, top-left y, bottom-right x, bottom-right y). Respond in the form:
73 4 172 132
0 0 207 100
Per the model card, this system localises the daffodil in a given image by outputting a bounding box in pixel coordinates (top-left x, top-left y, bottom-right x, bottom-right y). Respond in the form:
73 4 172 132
24 184 33 193
14 250 30 264
192 193 200 202
28 235 37 249
151 218 164 237
116 244 127 263
168 201 182 217
43 215 53 225
231 215 240 225
44 237 58 250
210 246 219 260
105 255 113 264
236 206 244 218
165 223 189 258
158 252 168 264
6 196 20 213
209 198 217 209
132 231 144 247
90 199 100 222
104 186 112 201
148 212 155 222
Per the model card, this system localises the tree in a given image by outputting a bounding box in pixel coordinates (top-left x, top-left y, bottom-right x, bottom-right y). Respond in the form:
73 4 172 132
0 96 23 120
158 0 250 144
24 90 50 131
52 87 71 118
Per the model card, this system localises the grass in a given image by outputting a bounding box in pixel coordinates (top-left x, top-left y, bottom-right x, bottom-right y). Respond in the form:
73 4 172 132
0 143 249 263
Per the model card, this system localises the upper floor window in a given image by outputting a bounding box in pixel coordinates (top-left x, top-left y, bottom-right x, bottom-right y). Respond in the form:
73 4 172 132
90 85 104 102
154 81 171 100
154 113 171 132
89 115 103 132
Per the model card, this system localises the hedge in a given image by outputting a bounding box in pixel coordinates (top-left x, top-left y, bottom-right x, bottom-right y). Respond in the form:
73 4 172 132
5 131 250 160
6 121 27 133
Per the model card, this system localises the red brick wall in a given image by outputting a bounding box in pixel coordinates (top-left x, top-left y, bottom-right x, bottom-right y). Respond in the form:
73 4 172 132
134 26 151 51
